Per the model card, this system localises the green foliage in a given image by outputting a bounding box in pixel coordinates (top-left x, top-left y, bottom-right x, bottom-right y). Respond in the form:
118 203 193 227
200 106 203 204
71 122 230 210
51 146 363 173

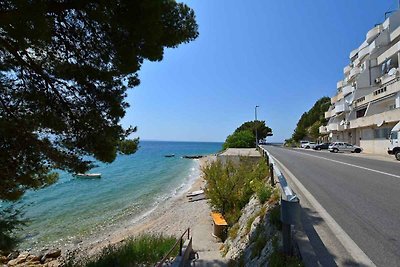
250 180 272 204
228 223 240 240
202 158 269 225
268 236 304 267
290 97 331 142
223 121 273 150
118 138 140 155
269 205 282 231
0 1 198 200
65 234 178 267
223 130 255 150
0 205 25 253
234 121 273 140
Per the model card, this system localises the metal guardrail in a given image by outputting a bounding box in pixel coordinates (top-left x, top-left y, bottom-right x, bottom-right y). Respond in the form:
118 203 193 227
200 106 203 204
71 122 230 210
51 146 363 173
156 228 191 267
258 145 300 255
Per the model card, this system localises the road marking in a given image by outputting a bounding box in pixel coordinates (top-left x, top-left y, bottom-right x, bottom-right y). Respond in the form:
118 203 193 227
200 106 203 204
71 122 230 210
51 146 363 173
269 152 377 267
289 149 400 179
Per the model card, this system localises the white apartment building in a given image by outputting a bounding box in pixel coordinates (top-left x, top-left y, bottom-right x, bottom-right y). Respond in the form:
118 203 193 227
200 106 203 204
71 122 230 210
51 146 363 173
320 10 400 155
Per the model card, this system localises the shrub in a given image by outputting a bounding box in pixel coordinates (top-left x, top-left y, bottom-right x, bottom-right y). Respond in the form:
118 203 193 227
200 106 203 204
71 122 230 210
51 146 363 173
228 223 240 240
268 236 304 267
269 205 282 231
65 234 178 267
202 157 269 225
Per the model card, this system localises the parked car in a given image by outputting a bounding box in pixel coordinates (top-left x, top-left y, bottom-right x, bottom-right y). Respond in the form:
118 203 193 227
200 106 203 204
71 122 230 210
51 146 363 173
328 142 362 153
299 140 309 148
301 142 317 149
313 142 330 150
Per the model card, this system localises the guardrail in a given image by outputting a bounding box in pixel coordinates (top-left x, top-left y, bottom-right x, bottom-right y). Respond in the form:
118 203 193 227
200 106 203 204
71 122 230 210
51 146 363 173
258 145 301 255
156 228 191 267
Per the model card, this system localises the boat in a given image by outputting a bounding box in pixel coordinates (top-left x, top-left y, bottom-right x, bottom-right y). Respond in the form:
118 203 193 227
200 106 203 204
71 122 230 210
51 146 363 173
164 154 175 158
76 173 102 178
182 155 203 159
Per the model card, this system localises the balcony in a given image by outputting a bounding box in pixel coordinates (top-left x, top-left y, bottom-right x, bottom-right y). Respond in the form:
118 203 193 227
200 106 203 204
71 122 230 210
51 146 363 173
325 108 335 119
334 103 345 113
342 85 355 96
354 79 400 108
390 26 400 42
337 80 346 89
366 24 382 43
358 46 369 60
343 65 351 75
327 123 339 131
377 39 400 65
350 107 400 129
331 92 344 104
319 125 328 134
348 67 361 81
350 48 358 60
379 69 399 86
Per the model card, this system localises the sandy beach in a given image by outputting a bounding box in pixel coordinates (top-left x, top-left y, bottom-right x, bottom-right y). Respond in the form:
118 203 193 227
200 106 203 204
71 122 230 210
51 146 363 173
72 155 218 258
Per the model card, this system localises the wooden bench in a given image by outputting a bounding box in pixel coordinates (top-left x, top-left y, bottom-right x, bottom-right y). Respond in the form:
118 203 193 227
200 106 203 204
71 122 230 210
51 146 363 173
211 212 228 239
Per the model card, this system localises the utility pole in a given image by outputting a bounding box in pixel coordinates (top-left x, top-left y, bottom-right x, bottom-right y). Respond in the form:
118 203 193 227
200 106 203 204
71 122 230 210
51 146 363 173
255 105 259 147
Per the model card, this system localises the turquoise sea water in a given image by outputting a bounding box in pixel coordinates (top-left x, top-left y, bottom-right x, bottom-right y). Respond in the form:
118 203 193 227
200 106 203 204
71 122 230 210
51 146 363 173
14 141 222 250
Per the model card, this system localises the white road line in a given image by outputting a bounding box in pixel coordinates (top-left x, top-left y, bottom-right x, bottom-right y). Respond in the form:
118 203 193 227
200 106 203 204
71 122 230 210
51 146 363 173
269 152 377 267
289 149 400 179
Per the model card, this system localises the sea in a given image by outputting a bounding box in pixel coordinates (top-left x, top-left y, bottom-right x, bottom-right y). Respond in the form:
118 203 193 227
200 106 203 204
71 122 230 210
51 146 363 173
10 141 222 251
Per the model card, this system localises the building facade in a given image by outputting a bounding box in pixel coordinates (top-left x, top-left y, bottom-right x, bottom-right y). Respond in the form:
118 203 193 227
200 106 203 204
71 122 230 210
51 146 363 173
320 11 400 155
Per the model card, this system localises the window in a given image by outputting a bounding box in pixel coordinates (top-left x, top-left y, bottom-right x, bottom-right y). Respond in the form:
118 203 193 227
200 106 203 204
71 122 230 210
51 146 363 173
374 128 391 139
356 108 367 118
390 131 398 140
373 87 387 96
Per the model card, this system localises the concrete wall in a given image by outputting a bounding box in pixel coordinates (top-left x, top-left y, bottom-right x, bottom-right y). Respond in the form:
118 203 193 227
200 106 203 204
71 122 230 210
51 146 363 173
360 139 390 154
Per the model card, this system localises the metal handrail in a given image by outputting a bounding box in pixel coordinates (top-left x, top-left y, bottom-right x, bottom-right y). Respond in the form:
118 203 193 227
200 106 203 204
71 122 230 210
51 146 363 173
258 145 300 255
156 227 191 267
258 145 298 202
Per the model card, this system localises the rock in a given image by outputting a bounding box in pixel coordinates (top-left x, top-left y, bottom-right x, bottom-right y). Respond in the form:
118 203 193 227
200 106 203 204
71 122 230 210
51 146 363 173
7 251 19 261
43 248 61 260
0 256 7 263
26 254 40 262
45 259 61 267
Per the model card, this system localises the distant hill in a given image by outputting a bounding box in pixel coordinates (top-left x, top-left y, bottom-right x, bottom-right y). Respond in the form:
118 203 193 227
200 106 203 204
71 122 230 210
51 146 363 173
287 97 331 144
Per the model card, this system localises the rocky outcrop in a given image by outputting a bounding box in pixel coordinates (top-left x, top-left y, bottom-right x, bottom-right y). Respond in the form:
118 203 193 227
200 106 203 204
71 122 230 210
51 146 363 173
223 195 281 267
3 249 62 267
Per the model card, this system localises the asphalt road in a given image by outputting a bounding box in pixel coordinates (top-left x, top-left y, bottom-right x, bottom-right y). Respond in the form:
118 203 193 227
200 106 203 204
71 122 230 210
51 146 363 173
263 146 400 267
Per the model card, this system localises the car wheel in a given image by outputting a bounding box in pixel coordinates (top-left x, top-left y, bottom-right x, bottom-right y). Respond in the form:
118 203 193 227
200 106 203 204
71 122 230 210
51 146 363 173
395 151 400 161
355 148 361 153
305 146 310 149
333 148 339 153
317 147 321 150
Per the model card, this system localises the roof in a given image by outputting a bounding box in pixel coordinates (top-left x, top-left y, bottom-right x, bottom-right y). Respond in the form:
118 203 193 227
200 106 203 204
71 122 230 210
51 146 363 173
218 148 261 157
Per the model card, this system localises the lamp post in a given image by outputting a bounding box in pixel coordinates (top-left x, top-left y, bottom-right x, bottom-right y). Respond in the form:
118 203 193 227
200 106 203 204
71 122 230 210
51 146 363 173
255 105 259 147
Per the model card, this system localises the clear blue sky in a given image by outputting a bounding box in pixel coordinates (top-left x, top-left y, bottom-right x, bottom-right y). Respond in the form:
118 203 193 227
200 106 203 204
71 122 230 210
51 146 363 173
121 0 397 143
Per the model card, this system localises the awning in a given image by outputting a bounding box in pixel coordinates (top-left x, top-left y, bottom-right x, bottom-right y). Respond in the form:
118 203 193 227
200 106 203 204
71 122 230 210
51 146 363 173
392 121 400 131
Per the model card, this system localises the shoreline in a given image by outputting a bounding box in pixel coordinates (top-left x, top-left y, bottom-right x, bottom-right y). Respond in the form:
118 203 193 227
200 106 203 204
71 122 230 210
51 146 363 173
63 155 215 258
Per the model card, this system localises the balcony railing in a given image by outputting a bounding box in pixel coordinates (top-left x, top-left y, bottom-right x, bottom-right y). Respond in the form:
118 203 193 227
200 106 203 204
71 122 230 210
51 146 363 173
334 103 345 113
348 67 361 81
342 85 355 96
337 80 346 89
328 123 339 131
366 24 382 43
349 108 400 129
377 39 400 65
343 65 351 75
325 109 335 119
354 78 400 108
319 125 328 134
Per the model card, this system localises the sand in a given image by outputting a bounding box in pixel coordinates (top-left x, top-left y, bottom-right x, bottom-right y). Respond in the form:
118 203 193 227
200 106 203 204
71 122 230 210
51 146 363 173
72 155 221 259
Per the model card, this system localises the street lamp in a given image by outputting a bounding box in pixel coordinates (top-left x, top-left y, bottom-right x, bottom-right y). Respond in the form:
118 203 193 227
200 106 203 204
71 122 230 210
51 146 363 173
255 105 259 147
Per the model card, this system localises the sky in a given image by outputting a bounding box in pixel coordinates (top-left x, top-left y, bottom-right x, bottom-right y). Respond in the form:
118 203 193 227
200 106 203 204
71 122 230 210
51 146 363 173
121 0 398 143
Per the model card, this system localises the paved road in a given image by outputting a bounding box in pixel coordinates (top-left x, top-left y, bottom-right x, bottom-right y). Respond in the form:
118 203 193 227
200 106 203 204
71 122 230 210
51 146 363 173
263 146 400 267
